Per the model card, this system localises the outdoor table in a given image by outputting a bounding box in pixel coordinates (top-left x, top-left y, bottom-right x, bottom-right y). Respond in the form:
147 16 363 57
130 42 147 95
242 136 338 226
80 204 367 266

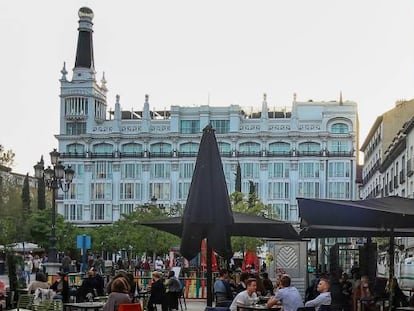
237 304 280 311
395 308 414 311
357 297 388 311
64 301 105 311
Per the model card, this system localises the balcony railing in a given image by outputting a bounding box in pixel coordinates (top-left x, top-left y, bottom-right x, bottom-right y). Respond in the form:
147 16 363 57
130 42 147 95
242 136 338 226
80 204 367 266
237 151 262 157
90 152 115 158
60 152 86 158
148 152 173 158
266 151 293 157
119 152 144 158
327 151 354 157
178 152 198 157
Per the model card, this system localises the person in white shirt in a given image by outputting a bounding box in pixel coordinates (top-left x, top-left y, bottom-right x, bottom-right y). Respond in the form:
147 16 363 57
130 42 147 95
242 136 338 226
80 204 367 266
305 277 332 311
229 278 258 311
267 274 304 311
154 256 164 271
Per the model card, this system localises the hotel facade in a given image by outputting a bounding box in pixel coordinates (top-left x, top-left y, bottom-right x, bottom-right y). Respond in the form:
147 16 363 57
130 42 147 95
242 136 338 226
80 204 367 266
56 8 360 226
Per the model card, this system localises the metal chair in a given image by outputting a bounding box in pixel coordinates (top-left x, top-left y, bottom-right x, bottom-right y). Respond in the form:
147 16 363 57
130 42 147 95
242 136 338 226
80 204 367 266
118 303 143 311
178 287 187 311
13 293 34 311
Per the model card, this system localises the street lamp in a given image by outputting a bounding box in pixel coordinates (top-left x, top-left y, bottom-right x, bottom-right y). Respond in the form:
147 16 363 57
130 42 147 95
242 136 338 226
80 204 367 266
34 148 75 264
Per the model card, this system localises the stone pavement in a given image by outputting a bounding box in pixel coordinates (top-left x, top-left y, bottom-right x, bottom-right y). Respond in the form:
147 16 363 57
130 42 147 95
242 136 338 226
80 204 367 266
180 299 209 311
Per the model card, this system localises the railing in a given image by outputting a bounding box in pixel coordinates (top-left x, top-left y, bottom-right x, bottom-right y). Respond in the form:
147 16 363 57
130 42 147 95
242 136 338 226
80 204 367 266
178 152 198 157
60 152 86 158
119 152 144 158
327 151 354 157
90 152 116 158
266 151 292 157
237 151 262 157
148 152 173 158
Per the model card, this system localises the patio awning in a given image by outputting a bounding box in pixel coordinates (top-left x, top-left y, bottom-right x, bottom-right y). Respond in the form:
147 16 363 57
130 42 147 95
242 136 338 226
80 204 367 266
298 196 414 238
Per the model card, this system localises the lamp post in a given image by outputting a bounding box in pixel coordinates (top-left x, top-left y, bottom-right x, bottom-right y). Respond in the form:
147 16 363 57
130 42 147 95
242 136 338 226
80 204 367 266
34 148 74 267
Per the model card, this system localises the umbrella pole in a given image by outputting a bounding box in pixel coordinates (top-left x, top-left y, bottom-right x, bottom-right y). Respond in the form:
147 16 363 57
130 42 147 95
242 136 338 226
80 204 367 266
388 232 395 311
207 240 213 306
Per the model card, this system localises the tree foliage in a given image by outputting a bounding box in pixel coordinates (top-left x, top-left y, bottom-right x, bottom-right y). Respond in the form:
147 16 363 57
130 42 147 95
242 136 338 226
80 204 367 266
22 173 31 212
230 191 271 256
0 144 15 166
235 162 241 192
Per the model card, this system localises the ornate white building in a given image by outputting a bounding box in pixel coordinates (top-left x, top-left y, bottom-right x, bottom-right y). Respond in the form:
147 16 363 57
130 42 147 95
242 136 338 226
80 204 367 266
56 7 359 226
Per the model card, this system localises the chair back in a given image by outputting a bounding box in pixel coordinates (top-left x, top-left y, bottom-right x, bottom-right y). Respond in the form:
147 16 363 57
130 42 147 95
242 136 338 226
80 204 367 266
118 303 143 311
17 294 34 311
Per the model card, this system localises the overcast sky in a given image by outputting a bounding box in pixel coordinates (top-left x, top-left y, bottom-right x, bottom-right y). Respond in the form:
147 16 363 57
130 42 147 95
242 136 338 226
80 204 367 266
2 1 414 174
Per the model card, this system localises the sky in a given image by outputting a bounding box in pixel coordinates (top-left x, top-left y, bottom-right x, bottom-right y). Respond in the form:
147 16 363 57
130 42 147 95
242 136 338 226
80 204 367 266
2 1 414 174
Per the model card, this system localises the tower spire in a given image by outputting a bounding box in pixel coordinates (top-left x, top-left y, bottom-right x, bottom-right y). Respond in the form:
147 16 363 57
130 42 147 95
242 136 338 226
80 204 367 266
74 7 94 69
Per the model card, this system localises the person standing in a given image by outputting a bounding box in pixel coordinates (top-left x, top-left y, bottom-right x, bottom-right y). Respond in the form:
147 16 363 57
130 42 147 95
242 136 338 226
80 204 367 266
229 278 258 311
24 256 33 285
155 257 165 271
305 277 332 311
266 275 303 311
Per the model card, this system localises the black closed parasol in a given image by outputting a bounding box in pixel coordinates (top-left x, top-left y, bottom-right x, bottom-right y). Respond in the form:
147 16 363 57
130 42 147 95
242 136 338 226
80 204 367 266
180 124 234 260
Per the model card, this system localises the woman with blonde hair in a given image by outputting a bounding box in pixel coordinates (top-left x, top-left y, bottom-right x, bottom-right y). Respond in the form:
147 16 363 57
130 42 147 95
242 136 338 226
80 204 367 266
103 277 131 311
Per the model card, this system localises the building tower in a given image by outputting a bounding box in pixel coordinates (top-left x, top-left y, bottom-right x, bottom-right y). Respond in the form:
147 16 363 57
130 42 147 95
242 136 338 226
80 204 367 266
59 7 107 141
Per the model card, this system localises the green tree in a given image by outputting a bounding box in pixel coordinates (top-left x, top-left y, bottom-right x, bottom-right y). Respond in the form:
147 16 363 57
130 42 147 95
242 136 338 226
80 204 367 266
36 156 46 210
74 204 179 261
230 191 270 257
235 162 241 192
22 173 31 212
28 208 81 255
0 144 15 166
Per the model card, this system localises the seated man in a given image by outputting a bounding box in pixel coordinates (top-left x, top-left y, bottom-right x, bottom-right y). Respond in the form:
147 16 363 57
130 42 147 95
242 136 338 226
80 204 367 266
214 269 234 307
305 277 331 311
267 274 304 311
229 278 258 311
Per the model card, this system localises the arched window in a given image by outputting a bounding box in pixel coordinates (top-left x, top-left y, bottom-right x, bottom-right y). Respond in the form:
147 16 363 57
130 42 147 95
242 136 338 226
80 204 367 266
150 143 172 153
218 142 231 153
331 123 349 134
298 142 320 155
239 142 260 153
93 143 113 154
66 143 85 154
269 142 291 154
180 143 199 153
122 143 143 153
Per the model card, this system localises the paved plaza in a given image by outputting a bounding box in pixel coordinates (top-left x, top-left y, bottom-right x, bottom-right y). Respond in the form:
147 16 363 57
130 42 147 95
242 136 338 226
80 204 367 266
0 274 209 311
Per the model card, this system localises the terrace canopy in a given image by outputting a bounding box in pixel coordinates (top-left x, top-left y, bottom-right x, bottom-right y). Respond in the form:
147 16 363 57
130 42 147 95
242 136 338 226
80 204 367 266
298 196 414 238
138 211 300 240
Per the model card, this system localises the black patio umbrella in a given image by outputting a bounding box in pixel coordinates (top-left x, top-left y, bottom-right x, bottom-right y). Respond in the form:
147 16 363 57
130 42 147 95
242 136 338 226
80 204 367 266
179 124 234 259
180 124 234 306
297 196 414 311
138 212 300 240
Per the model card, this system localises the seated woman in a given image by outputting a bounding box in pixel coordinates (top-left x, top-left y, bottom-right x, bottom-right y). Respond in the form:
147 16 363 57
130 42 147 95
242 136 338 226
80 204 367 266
50 271 69 303
103 277 131 311
147 271 167 311
353 275 375 311
28 272 50 294
165 270 182 311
